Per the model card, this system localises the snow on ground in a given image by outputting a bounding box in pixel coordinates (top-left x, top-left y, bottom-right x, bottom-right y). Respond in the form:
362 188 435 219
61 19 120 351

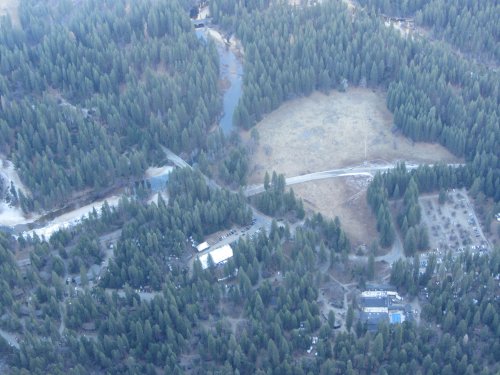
207 28 225 44
145 165 174 178
24 195 121 239
0 202 37 226
197 5 210 19
0 157 30 196
0 157 36 226
206 28 245 58
4 162 170 238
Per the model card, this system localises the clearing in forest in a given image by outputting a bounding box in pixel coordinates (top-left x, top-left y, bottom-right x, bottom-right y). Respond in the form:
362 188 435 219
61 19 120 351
244 88 459 246
0 0 20 28
292 176 377 246
245 88 458 184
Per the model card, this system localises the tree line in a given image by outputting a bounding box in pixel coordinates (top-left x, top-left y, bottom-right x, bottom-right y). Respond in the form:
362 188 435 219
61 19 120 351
367 163 469 251
211 0 499 202
1 173 498 374
253 171 305 220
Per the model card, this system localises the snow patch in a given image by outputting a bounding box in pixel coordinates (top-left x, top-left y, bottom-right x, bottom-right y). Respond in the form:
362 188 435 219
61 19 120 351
0 156 30 196
24 195 121 239
145 165 174 178
0 201 36 226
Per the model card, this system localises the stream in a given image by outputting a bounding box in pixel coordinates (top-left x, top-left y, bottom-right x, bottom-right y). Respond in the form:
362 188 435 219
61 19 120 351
2 18 245 239
196 26 244 135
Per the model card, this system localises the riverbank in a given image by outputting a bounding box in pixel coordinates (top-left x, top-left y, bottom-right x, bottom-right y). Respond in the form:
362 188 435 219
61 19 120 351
23 195 122 239
197 26 244 135
2 21 245 240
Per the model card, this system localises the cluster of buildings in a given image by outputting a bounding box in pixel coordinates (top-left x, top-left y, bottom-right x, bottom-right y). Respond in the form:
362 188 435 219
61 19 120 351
359 289 411 331
195 242 234 270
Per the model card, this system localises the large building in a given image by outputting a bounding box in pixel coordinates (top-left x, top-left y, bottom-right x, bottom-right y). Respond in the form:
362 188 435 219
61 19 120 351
359 290 408 331
198 244 233 270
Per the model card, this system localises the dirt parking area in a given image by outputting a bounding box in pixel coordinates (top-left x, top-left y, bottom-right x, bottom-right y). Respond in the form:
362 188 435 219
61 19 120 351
244 88 458 184
292 175 377 246
419 189 490 254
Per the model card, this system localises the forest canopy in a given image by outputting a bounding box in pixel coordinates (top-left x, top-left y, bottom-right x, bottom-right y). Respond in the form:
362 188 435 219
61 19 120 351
356 0 500 64
211 0 499 202
0 0 220 209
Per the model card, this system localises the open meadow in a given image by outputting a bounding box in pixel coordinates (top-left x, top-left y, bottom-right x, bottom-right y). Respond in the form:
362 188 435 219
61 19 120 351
244 88 459 246
245 88 458 184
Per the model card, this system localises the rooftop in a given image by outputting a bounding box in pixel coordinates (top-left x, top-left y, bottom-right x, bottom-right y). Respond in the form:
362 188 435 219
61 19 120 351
364 307 388 314
199 244 233 269
361 291 387 298
196 241 210 252
360 289 407 330
361 296 389 308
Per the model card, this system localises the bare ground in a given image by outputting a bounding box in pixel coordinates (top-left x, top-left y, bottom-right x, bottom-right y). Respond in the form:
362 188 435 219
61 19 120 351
292 176 377 247
244 88 458 184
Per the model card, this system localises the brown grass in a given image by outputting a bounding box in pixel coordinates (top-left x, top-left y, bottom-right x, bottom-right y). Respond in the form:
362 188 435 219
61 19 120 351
244 88 460 247
244 88 459 184
292 176 377 247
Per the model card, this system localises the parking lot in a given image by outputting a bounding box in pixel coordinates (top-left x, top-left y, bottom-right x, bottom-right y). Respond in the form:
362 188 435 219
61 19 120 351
189 208 273 254
419 189 489 255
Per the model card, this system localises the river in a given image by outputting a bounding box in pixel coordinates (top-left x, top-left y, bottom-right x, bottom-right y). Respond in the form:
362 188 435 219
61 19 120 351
196 26 244 135
0 20 245 239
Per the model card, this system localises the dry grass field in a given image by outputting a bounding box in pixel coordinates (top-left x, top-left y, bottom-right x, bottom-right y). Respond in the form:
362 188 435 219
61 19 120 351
244 88 459 246
0 0 20 28
245 88 458 184
292 176 377 246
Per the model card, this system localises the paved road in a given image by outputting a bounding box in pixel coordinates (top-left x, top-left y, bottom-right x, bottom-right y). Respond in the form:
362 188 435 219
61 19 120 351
244 163 465 197
148 148 280 274
349 215 406 266
163 146 223 192
161 151 437 272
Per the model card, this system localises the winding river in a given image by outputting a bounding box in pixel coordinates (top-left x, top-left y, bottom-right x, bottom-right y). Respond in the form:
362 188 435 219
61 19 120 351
196 26 244 135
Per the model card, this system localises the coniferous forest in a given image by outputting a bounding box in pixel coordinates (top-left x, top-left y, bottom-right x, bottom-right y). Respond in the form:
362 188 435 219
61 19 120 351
214 0 499 202
356 0 500 64
0 0 220 209
0 0 498 374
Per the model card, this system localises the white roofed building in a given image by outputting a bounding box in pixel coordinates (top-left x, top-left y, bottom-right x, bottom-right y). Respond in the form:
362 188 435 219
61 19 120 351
199 244 233 269
196 241 210 252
